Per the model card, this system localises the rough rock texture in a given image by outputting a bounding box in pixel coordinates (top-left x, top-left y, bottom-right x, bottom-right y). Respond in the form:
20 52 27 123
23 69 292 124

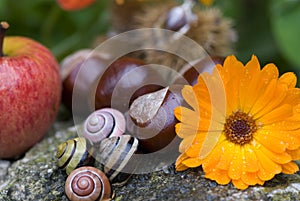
1 109 300 201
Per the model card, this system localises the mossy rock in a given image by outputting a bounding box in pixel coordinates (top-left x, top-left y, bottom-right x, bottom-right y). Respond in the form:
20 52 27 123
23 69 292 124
0 117 300 201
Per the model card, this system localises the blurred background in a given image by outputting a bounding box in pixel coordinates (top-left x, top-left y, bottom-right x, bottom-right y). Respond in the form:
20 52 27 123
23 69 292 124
1 0 300 79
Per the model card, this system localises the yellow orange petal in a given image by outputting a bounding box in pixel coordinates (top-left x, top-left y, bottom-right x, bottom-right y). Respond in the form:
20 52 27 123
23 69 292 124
205 169 231 185
287 148 300 160
259 144 292 164
263 119 300 131
281 162 299 174
181 85 199 112
198 131 223 159
202 144 222 172
257 162 276 181
232 179 249 190
279 72 297 88
258 104 292 125
255 149 281 177
179 135 195 153
261 63 279 80
241 172 264 186
175 123 197 139
254 130 287 154
176 153 190 171
239 55 261 111
228 145 243 180
182 157 203 168
243 144 259 172
174 107 199 127
216 141 235 170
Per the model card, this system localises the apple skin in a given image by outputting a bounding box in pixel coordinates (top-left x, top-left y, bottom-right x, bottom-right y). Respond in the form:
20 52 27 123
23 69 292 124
0 36 61 158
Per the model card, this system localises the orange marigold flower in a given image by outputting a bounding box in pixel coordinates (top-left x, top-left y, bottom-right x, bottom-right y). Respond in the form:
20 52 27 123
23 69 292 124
56 0 95 11
174 55 300 190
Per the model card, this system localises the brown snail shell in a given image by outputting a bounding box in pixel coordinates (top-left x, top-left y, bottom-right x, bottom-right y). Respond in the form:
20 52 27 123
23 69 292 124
56 137 94 175
83 108 126 145
96 135 139 186
65 166 113 201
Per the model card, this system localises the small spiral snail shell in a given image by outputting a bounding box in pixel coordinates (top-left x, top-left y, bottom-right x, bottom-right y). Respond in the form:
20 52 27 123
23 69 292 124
65 166 113 201
96 135 139 186
83 108 126 145
57 137 95 175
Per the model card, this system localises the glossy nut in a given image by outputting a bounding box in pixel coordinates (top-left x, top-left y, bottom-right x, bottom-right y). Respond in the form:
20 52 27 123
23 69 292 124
127 86 182 153
56 137 94 175
95 56 146 112
83 108 126 145
96 135 139 186
60 49 109 112
65 166 113 201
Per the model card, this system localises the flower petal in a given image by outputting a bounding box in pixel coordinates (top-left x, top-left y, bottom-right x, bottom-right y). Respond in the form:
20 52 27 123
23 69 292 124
258 104 292 125
228 145 243 180
216 141 235 170
239 55 261 112
254 130 288 153
205 169 231 185
259 144 292 164
241 172 264 186
279 72 297 88
243 144 259 172
182 157 203 168
281 162 299 174
202 143 223 172
174 107 199 127
232 179 249 190
175 123 197 138
181 85 199 112
287 148 300 160
179 135 195 153
255 149 281 179
176 153 190 171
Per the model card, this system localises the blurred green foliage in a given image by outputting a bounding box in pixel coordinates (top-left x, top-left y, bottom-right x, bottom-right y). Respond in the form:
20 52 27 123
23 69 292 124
1 0 300 78
0 0 109 61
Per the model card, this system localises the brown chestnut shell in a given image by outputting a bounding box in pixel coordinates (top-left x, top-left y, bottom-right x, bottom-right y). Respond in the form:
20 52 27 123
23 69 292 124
127 86 183 153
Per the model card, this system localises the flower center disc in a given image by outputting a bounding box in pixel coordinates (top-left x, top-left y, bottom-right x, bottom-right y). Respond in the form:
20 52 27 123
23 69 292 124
224 111 257 145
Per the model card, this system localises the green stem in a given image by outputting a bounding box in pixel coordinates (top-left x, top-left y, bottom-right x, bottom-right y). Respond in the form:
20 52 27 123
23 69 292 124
0 21 9 57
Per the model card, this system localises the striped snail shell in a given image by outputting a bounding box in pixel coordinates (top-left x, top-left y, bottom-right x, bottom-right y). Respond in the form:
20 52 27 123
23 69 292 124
83 108 126 145
56 137 95 175
65 166 113 201
96 135 139 186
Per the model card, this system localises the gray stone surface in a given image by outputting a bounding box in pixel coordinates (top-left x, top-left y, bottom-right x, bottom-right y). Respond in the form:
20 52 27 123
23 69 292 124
0 109 300 201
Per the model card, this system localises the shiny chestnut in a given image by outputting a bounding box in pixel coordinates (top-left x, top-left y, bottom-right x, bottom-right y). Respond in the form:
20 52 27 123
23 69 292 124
95 57 163 112
127 86 183 153
61 49 109 112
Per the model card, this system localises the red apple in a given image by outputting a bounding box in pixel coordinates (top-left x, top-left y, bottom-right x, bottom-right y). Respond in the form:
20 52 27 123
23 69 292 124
0 22 61 158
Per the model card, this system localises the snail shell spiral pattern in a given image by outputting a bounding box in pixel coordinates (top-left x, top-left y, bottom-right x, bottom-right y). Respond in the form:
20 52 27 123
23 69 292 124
83 108 126 145
65 166 113 201
97 135 139 186
56 137 94 175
